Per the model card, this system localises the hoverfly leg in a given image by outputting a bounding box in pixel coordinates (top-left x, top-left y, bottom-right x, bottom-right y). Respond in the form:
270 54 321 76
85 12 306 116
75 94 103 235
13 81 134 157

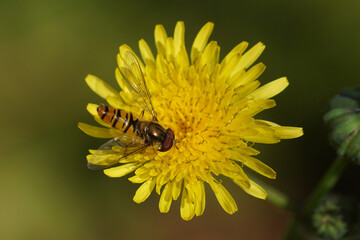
139 109 145 120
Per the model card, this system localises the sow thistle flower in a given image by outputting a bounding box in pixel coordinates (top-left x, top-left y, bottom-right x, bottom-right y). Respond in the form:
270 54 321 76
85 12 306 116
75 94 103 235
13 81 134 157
79 21 303 220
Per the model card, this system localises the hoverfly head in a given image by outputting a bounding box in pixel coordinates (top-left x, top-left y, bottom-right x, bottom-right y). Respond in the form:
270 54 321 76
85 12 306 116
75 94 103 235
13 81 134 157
159 128 175 152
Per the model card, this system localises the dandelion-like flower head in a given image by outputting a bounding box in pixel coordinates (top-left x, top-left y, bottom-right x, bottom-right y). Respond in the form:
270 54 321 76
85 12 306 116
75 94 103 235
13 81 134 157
79 21 303 220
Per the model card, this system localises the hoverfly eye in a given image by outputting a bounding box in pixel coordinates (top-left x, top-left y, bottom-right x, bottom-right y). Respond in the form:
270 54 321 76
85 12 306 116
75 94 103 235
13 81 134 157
159 128 175 152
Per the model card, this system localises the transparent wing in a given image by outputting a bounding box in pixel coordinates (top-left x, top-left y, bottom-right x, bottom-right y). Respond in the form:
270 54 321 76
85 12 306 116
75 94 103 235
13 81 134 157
120 51 157 120
87 137 149 170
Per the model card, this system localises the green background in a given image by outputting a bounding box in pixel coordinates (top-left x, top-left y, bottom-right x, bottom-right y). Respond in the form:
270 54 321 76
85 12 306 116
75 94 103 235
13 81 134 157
1 0 359 239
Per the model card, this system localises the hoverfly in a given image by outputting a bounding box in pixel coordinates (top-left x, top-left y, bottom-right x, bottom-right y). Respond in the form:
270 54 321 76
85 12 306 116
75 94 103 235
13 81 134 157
87 51 175 170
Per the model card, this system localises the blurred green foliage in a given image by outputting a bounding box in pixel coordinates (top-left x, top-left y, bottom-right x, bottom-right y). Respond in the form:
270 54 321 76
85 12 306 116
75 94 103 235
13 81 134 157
1 0 360 239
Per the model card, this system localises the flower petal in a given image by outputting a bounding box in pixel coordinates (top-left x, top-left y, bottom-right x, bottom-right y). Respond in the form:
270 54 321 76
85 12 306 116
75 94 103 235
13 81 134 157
235 42 265 71
251 77 289 100
154 24 168 56
238 99 276 117
229 150 276 179
221 41 248 66
221 52 242 81
86 103 99 117
139 39 155 66
128 173 151 183
180 186 195 221
85 74 119 100
241 125 280 144
191 22 214 63
103 162 139 178
239 62 266 86
197 41 219 73
159 182 173 213
194 181 206 216
133 178 155 203
234 179 267 199
172 180 182 200
209 181 238 214
165 37 175 61
273 126 303 139
78 122 112 138
255 120 304 139
174 21 185 56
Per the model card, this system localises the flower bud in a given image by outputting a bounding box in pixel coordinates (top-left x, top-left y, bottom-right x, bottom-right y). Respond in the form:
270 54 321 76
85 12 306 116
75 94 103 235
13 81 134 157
324 87 360 165
312 195 358 240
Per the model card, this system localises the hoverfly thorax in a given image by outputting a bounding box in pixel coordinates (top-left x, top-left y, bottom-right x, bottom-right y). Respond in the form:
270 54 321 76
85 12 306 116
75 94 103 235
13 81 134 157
143 122 175 152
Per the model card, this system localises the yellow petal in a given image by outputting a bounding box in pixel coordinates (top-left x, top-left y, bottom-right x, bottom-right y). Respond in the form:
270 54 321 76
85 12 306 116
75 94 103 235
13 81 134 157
117 45 145 72
194 181 206 216
154 24 168 56
221 52 242 81
221 41 248 66
86 152 120 168
235 42 265 71
230 151 276 179
231 80 260 102
133 178 155 203
191 22 214 63
180 186 195 221
86 103 98 116
115 67 128 92
209 181 238 214
238 99 276 117
85 74 119 100
197 41 219 72
159 182 173 213
128 173 150 183
251 77 289 100
165 37 175 61
220 160 250 186
234 179 267 199
174 21 185 56
273 126 303 139
172 180 182 200
255 120 304 139
239 62 266 86
106 95 124 109
174 44 190 70
246 161 273 179
241 126 280 144
78 122 112 138
103 162 139 178
139 39 155 66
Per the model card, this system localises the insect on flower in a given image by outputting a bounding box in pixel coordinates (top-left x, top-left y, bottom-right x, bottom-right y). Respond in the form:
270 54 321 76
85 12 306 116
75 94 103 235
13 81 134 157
79 21 304 221
87 51 175 170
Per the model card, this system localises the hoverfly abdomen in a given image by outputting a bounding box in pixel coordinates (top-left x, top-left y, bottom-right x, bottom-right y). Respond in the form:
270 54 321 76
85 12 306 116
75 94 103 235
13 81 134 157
97 105 139 137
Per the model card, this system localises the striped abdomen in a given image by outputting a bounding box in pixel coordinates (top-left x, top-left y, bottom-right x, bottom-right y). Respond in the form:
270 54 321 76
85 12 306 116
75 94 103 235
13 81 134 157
97 105 139 137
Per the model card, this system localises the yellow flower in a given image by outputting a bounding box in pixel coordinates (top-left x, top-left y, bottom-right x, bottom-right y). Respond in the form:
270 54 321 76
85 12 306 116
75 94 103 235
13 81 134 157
79 21 303 220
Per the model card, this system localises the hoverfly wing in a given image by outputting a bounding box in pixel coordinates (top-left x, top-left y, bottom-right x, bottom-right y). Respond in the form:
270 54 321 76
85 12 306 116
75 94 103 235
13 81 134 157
87 137 148 170
120 51 158 120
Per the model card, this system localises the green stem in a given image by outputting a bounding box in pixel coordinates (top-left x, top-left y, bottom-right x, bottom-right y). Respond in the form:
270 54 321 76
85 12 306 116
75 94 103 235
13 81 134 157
303 154 350 216
265 182 293 211
249 175 293 211
283 154 351 240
